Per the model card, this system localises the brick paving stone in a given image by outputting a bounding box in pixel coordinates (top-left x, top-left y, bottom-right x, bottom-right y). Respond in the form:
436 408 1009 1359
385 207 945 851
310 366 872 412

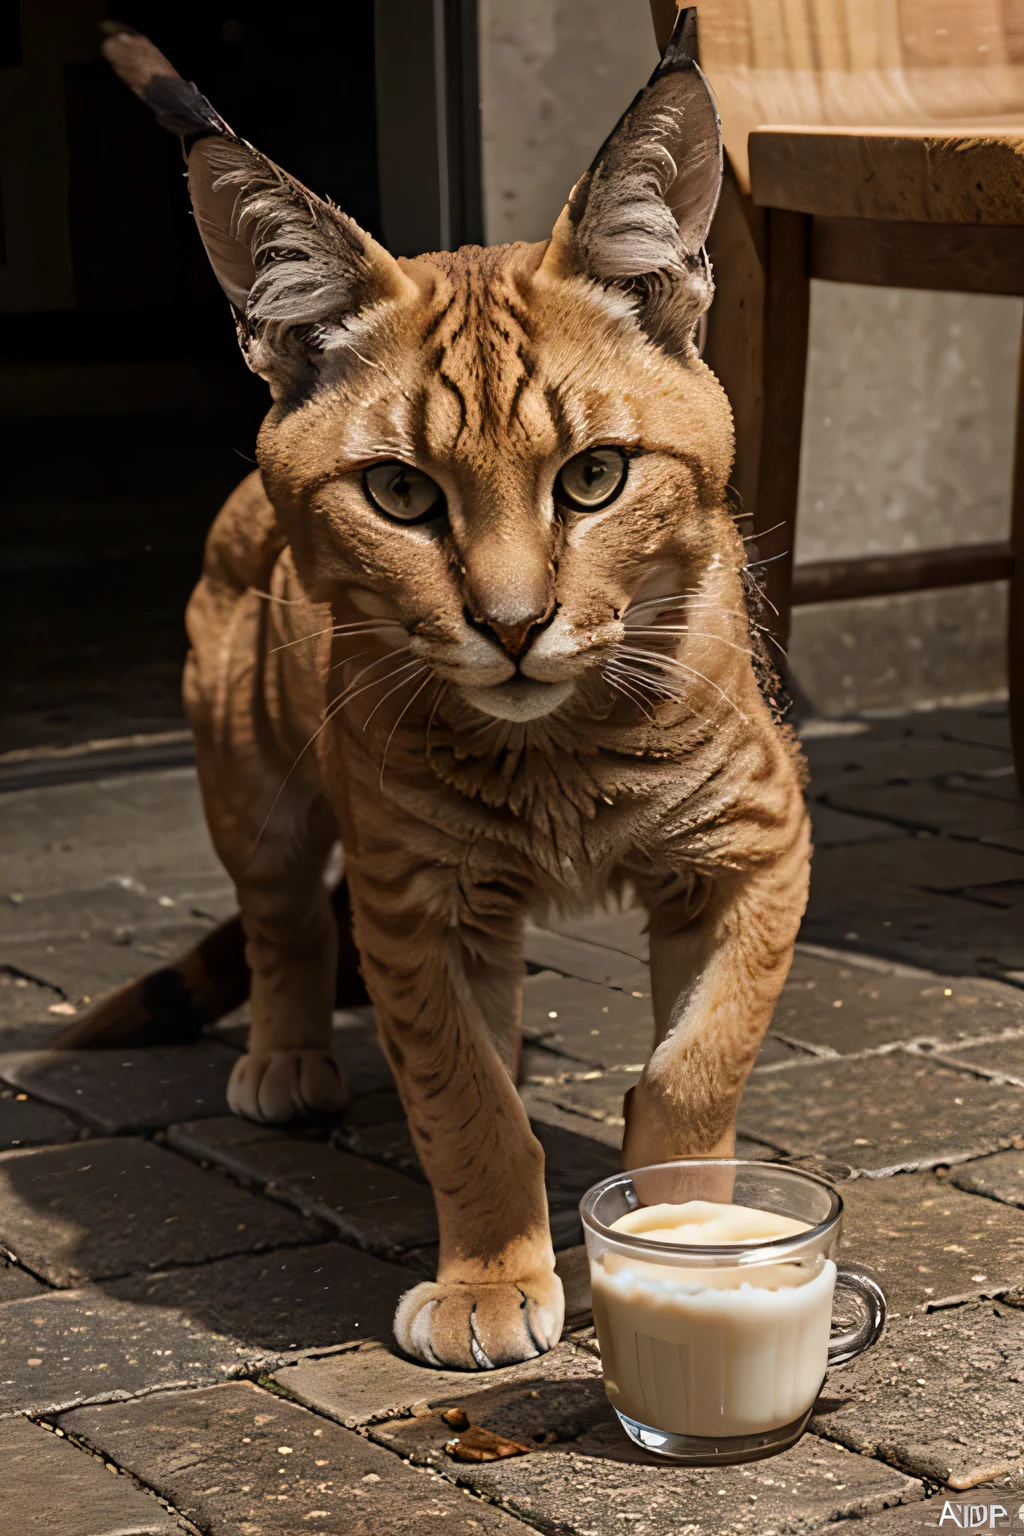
1 771 221 898
0 1138 319 1286
61 1380 527 1535
838 1172 1024 1314
535 1120 623 1208
531 1069 635 1130
936 1035 1024 1086
809 800 909 847
521 1082 779 1160
555 1246 593 1323
368 1353 611 1459
0 925 219 1010
943 763 1021 798
757 1035 817 1066
0 1043 237 1133
0 1087 82 1149
522 972 652 1065
275 1336 603 1429
982 828 1024 854
738 1051 1024 1173
810 1301 1024 1489
380 1388 922 1536
518 1087 625 1150
808 839 1024 911
110 1241 411 1353
903 707 1012 753
523 925 649 990
166 1117 438 1257
0 880 192 947
803 735 1011 792
0 1288 257 1416
331 1008 395 1097
0 964 64 1025
534 1043 802 1139
961 883 1024 919
542 907 649 963
0 1414 186 1535
800 891 1024 978
0 1254 44 1300
537 1120 623 1251
950 1149 1024 1209
824 782 1024 843
337 1109 620 1252
771 949 1024 1056
334 1115 422 1178
342 1085 405 1125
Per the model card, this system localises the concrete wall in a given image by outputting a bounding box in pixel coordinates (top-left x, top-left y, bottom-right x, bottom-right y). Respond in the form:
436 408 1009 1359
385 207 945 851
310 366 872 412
476 0 1019 716
478 0 658 247
789 283 1019 715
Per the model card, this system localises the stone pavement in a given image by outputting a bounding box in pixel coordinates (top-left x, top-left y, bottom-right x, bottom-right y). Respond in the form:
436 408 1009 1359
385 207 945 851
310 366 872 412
0 700 1022 1534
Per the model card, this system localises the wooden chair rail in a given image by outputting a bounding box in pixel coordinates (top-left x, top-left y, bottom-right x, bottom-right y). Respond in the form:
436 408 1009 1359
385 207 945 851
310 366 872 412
791 542 1014 606
811 218 1024 297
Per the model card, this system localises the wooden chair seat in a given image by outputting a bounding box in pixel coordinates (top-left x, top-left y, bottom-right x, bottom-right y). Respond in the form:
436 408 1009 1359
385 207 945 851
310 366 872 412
749 126 1024 225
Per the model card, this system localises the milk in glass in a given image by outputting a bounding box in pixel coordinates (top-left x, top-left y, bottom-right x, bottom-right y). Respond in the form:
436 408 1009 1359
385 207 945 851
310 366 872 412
590 1200 836 1436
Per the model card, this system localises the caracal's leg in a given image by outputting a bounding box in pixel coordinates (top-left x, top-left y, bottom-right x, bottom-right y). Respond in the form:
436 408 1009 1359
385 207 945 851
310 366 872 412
623 821 811 1168
186 583 344 1125
346 853 561 1369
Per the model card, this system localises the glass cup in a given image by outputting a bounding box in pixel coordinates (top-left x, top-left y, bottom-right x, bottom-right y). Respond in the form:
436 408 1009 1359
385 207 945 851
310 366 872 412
580 1159 885 1465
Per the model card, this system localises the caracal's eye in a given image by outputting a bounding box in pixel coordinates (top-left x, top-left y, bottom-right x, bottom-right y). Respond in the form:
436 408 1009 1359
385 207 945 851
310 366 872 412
555 447 628 512
363 462 444 524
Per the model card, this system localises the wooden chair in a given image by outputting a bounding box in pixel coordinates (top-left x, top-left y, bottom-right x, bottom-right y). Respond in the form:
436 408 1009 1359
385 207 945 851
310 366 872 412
649 0 1024 791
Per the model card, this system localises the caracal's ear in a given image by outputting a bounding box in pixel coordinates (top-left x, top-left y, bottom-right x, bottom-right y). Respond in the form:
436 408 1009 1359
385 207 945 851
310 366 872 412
101 22 415 397
539 7 722 354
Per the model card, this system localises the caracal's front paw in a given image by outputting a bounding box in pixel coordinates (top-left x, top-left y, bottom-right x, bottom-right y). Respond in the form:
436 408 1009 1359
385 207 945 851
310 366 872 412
227 1049 347 1124
394 1272 565 1370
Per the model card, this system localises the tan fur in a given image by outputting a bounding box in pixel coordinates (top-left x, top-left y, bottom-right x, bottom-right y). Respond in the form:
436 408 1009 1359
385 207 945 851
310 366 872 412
170 235 809 1368
77 17 810 1369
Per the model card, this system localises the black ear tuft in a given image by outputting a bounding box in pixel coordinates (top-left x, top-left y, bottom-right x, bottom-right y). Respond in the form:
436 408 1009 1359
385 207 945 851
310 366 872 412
100 22 230 140
99 23 412 397
553 6 722 350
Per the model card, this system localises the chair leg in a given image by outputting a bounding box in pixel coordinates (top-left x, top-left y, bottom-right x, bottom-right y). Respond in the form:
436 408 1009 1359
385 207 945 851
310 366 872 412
1010 314 1024 798
754 207 811 651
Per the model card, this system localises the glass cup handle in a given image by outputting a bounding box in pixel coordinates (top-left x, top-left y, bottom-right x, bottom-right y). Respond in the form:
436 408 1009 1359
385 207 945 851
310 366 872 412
828 1267 887 1366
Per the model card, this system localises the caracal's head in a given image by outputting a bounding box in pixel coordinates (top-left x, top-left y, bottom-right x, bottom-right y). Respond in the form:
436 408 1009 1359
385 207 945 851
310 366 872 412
105 13 734 724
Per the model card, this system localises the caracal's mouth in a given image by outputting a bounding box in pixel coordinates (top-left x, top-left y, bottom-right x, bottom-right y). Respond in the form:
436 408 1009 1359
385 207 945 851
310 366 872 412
460 677 574 722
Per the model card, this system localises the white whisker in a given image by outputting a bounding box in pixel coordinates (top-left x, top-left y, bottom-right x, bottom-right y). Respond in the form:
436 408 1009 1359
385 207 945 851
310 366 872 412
251 647 415 850
332 646 413 695
603 671 657 720
742 521 786 543
379 670 435 788
331 619 406 635
625 627 753 659
362 663 430 731
268 624 335 655
336 656 422 716
623 588 700 617
607 655 683 696
744 550 790 571
617 646 748 720
252 588 308 607
607 662 683 702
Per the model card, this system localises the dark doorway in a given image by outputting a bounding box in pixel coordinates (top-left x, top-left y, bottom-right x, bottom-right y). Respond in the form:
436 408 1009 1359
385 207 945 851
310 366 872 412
1 2 379 755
